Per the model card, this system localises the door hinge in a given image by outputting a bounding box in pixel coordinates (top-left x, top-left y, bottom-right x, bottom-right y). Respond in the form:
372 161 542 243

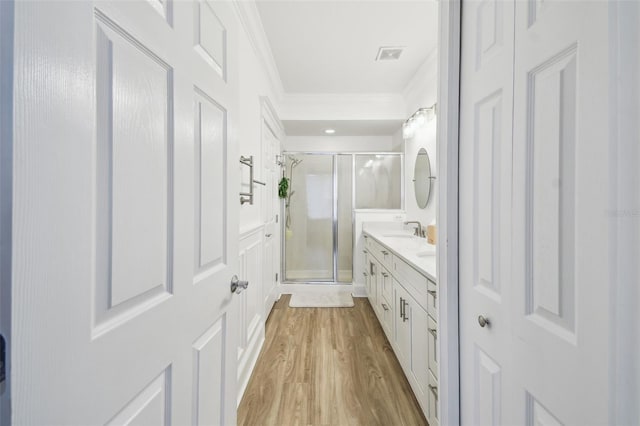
275 273 278 283
276 214 279 223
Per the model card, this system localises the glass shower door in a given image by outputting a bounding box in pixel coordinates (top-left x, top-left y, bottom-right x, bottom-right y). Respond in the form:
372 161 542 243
284 154 334 281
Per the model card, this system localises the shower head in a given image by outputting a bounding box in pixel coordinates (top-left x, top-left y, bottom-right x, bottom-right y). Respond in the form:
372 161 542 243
288 155 303 168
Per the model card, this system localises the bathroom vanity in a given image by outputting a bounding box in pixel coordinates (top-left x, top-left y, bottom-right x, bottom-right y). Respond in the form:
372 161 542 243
361 224 438 426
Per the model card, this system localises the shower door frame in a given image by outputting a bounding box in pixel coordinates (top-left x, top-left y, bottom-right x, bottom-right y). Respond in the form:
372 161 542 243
281 151 404 285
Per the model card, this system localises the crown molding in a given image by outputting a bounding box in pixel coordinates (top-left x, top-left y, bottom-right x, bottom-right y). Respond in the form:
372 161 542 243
260 96 285 138
232 0 285 100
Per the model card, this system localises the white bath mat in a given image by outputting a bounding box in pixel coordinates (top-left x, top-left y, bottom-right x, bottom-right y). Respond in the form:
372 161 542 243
289 291 355 308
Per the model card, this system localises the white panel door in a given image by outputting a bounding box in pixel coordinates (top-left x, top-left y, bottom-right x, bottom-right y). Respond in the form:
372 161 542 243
261 116 280 314
459 0 516 423
460 0 611 424
10 1 239 424
510 1 609 424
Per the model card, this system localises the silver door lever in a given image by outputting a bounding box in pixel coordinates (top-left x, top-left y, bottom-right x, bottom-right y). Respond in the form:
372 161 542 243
231 275 249 294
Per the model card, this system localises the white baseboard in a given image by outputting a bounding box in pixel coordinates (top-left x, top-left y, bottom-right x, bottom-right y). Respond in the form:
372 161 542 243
351 283 367 298
237 324 265 407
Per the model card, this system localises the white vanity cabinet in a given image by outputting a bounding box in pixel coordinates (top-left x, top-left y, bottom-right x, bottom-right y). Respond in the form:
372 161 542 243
363 230 438 424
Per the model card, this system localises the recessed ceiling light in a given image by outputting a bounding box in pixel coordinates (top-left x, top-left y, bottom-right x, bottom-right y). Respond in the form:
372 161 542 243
324 129 336 135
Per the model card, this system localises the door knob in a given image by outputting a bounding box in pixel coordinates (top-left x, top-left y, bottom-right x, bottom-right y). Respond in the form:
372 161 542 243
478 315 490 328
230 275 249 294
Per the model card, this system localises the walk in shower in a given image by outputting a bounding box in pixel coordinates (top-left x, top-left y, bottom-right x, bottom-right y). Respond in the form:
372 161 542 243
283 152 403 283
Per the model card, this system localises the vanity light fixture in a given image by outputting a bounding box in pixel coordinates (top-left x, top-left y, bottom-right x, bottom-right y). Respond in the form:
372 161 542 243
324 128 336 135
402 103 437 140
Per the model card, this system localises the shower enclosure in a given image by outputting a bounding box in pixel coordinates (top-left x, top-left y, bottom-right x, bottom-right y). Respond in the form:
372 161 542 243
283 152 403 284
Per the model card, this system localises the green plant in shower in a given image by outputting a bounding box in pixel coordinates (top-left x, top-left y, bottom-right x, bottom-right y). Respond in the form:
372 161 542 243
278 176 289 199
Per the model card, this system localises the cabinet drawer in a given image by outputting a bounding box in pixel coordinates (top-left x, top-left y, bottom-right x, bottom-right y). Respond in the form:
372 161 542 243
392 255 429 311
427 279 438 318
367 237 392 268
378 294 392 336
380 265 393 303
428 371 439 426
428 314 438 380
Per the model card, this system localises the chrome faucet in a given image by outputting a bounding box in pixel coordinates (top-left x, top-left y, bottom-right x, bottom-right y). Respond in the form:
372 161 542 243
404 221 425 237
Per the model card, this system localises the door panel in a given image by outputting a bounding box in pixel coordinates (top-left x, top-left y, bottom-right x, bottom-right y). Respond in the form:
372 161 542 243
194 90 226 274
511 1 609 423
461 0 611 424
460 0 515 423
11 1 239 424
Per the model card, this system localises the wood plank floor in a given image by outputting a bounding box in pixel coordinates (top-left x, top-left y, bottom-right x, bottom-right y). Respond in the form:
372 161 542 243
238 295 428 426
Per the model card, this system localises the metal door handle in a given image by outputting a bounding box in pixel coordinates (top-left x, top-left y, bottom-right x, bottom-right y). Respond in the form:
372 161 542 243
399 297 404 318
230 275 249 294
403 300 409 322
478 315 490 328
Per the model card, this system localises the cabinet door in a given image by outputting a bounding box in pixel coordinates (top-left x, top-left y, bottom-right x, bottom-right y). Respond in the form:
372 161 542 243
393 282 411 366
428 371 439 426
369 259 379 312
428 315 439 380
362 251 371 297
409 297 429 408
380 266 393 302
427 279 438 319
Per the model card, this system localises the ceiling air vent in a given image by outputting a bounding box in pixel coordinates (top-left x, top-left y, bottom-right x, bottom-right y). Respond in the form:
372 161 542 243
375 46 404 61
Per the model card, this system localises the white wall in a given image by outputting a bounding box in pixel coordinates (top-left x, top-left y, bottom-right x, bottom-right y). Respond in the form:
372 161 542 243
284 135 395 152
404 120 438 228
404 50 438 116
233 7 284 405
402 53 438 229
237 18 281 233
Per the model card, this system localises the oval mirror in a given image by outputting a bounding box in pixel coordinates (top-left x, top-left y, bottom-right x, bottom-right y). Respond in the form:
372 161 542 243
413 148 432 209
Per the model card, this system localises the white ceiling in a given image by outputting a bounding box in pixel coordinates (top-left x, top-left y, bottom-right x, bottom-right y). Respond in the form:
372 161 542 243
256 0 438 94
282 119 404 136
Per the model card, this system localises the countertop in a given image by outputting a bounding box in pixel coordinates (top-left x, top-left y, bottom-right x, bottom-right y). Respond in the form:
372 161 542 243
362 224 437 282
